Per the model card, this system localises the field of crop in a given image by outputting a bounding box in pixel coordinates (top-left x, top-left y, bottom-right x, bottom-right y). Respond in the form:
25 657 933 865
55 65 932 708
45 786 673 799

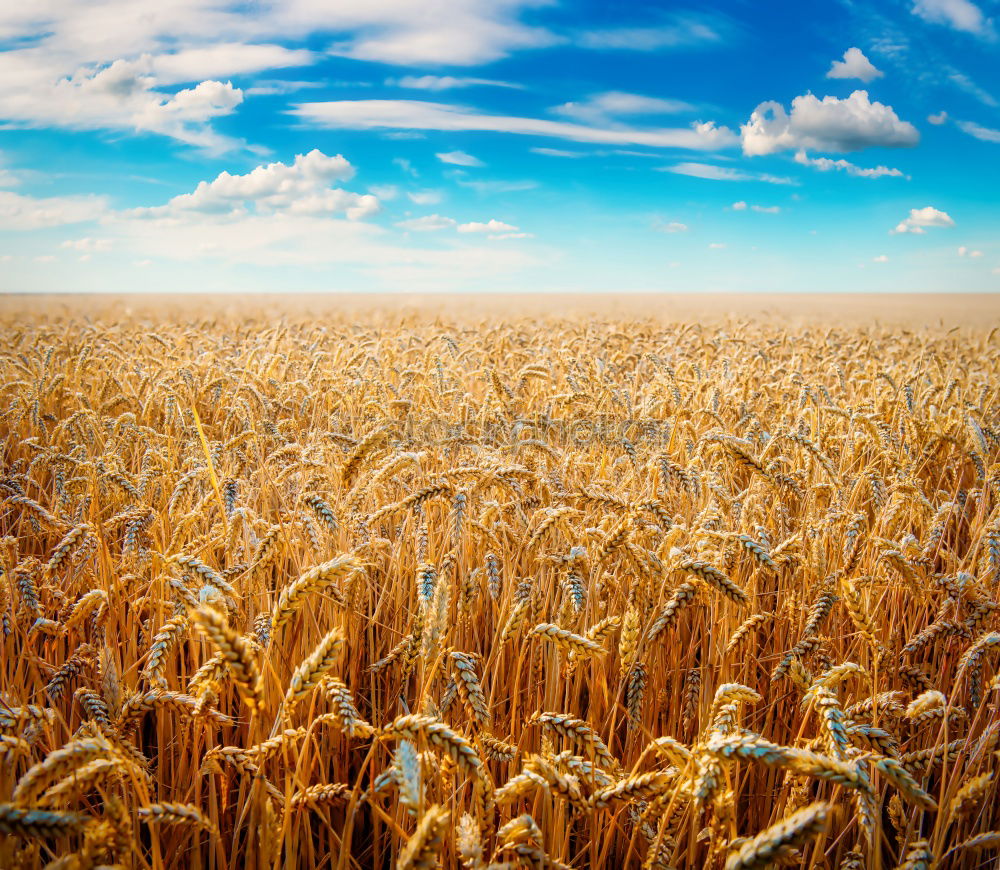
1 299 999 870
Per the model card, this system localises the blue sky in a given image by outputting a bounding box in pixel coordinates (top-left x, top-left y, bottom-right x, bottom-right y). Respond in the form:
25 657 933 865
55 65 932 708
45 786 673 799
0 0 997 294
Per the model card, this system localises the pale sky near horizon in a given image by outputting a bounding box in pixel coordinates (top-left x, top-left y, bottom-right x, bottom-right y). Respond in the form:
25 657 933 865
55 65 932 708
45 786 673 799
0 0 998 294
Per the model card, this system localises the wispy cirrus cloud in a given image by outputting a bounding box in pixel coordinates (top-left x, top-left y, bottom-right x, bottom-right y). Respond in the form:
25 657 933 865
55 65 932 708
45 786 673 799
436 150 484 167
661 162 795 184
794 150 906 178
576 13 728 51
291 99 737 149
956 120 1000 143
552 91 695 125
388 75 523 91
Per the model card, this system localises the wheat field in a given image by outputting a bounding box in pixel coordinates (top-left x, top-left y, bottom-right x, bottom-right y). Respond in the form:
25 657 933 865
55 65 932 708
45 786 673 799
1 300 999 870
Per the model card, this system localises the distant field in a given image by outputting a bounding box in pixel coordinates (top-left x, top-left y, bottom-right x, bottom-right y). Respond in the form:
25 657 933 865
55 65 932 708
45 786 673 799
2 292 999 328
1 302 998 869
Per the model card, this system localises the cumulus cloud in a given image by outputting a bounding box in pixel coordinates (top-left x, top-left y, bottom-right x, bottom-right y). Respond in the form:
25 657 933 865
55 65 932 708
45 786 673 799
742 90 919 156
0 53 245 150
396 214 457 231
958 246 984 257
891 206 955 233
912 0 993 35
436 150 484 167
458 219 518 233
552 91 694 125
731 201 747 210
663 162 795 184
794 150 906 178
928 111 949 124
654 220 689 232
826 48 883 83
956 120 1000 142
873 254 889 262
127 150 379 220
292 100 737 150
708 242 726 249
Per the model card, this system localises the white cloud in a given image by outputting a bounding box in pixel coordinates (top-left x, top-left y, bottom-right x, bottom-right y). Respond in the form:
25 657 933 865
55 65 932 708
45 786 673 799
150 44 314 85
794 150 906 178
826 48 883 83
956 120 1000 143
0 53 245 150
742 90 919 156
0 1 560 153
663 162 795 184
33 255 57 263
552 91 694 125
912 0 993 35
61 237 113 252
0 2 556 70
101 188 541 289
369 184 398 200
891 206 955 234
0 190 107 230
948 72 998 107
455 178 538 194
458 219 518 234
958 246 984 257
323 5 556 65
391 76 521 91
436 150 484 167
127 150 379 220
530 147 587 158
708 242 726 249
654 220 689 233
244 80 326 97
396 214 457 232
928 111 949 124
578 16 724 51
393 158 418 178
407 190 442 205
292 100 737 150
731 200 779 212
489 232 532 240
873 254 889 262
